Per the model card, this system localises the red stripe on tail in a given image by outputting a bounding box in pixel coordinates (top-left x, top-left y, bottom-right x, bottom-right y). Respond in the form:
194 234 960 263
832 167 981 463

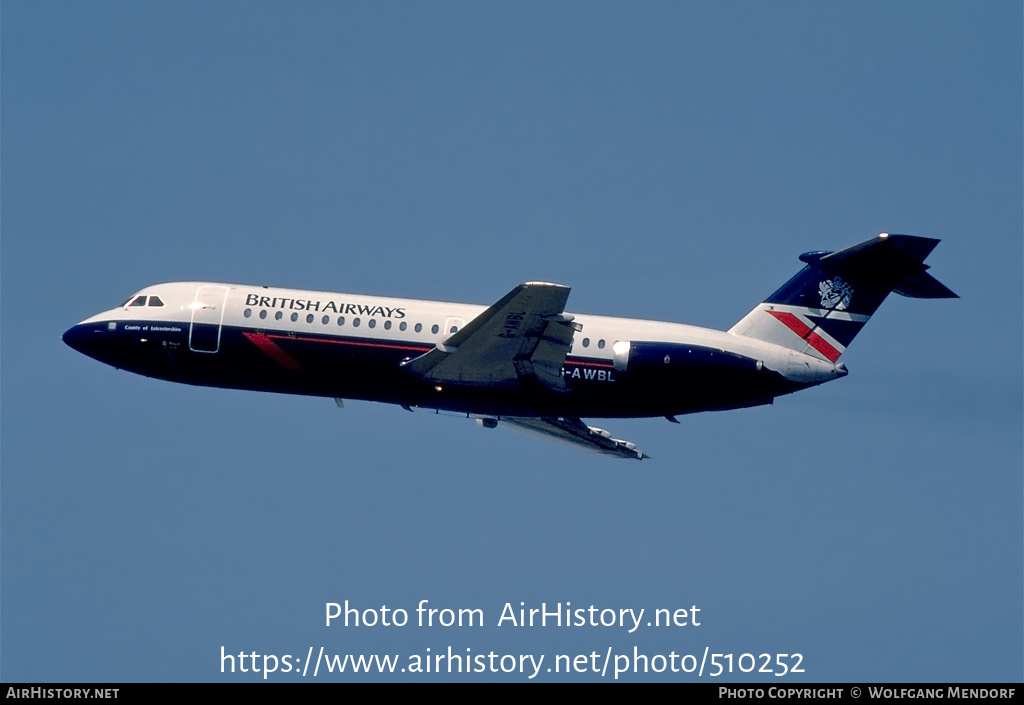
766 310 841 363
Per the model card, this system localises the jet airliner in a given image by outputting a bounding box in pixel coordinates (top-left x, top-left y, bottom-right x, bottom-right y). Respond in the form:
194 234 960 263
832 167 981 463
63 234 956 459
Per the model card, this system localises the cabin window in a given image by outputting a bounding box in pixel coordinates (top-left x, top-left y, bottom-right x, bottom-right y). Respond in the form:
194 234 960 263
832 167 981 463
400 322 407 331
306 314 314 323
322 315 330 325
244 308 252 318
384 320 392 330
259 310 267 319
598 339 605 349
353 318 361 327
414 323 422 333
291 313 298 322
337 316 345 326
275 311 283 321
450 325 458 333
147 296 164 307
368 319 376 329
582 338 590 348
431 324 440 334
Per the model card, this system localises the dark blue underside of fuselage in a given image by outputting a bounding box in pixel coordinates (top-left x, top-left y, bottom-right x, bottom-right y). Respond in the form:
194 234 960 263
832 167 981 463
63 320 806 418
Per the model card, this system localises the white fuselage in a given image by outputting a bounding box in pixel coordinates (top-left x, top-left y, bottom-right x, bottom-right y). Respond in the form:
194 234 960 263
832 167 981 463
65 281 844 420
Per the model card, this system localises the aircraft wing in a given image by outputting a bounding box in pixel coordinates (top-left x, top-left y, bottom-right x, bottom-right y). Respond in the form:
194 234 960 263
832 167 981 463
494 416 646 460
401 282 579 391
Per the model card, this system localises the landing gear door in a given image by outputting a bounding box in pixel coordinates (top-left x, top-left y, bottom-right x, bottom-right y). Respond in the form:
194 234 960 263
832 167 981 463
189 285 229 353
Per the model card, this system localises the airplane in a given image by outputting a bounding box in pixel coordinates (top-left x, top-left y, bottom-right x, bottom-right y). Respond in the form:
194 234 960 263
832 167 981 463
62 233 956 459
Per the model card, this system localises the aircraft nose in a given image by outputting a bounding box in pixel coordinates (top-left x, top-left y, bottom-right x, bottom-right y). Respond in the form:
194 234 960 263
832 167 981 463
62 322 107 359
62 324 90 354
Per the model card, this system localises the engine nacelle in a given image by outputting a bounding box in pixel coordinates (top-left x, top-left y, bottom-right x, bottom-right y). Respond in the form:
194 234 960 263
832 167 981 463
612 340 764 378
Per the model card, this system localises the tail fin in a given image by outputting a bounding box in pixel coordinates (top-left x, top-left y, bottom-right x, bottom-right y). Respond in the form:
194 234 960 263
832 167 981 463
729 234 958 362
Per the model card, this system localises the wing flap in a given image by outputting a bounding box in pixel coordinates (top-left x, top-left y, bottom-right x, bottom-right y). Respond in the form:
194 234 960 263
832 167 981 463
402 282 576 390
496 416 647 460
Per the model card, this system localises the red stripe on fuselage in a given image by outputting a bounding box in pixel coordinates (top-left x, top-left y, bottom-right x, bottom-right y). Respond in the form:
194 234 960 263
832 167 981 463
765 310 841 363
565 358 615 369
246 330 618 369
268 334 616 365
267 334 431 353
243 332 304 370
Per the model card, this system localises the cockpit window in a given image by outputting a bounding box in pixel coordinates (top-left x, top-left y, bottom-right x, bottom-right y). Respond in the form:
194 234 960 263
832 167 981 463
122 294 165 308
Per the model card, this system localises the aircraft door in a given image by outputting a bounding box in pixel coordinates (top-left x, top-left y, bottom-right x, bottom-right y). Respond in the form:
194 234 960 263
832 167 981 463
189 285 229 353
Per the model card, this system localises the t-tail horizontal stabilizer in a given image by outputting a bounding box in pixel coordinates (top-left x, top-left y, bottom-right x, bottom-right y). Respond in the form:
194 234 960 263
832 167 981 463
729 233 957 363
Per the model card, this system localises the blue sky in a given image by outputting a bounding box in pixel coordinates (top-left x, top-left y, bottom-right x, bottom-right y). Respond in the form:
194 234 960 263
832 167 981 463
3 2 1021 682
